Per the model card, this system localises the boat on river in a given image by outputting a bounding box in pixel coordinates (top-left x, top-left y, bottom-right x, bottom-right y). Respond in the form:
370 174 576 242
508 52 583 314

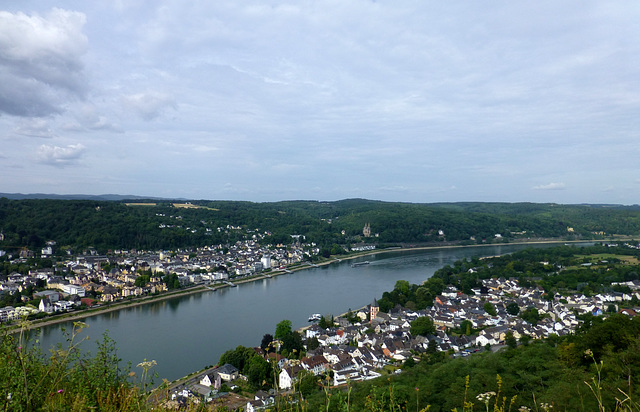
351 261 369 267
308 313 321 322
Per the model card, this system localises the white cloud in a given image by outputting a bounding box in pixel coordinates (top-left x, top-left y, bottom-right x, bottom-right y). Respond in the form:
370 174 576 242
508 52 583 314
121 91 176 120
12 119 56 138
36 143 86 166
532 182 566 190
0 8 88 117
75 103 121 131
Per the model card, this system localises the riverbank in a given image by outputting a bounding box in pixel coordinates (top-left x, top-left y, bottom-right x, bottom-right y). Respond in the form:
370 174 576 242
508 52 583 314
6 238 607 333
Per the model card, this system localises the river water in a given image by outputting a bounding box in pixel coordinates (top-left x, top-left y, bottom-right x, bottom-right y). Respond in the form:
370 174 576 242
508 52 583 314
31 242 587 382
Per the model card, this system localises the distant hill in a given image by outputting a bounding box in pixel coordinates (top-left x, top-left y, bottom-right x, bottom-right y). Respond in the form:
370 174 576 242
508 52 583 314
1 197 639 252
0 193 187 201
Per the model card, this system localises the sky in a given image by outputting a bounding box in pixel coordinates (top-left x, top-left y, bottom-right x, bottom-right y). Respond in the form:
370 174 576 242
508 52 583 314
1 1 639 204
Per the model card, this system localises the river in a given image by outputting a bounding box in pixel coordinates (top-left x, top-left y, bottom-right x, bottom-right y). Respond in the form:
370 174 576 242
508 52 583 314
30 242 588 382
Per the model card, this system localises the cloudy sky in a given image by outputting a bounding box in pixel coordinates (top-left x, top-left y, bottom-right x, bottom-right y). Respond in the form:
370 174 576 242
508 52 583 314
1 2 638 204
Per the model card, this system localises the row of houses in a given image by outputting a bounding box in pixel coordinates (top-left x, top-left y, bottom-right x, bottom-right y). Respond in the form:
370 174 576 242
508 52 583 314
1 239 320 318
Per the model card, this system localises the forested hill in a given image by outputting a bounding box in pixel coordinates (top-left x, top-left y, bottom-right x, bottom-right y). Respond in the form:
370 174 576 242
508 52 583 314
1 197 640 252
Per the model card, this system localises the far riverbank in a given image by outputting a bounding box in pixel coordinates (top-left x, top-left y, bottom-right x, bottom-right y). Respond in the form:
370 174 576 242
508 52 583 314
8 237 608 333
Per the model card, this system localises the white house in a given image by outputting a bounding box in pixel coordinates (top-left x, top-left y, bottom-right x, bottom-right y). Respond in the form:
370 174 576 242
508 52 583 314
200 372 221 390
279 365 303 390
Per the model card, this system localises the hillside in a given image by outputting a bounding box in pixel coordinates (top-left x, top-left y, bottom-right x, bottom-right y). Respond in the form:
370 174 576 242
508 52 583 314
1 198 640 253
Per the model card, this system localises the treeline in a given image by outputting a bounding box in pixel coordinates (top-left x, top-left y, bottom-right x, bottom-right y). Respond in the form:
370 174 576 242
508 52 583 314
431 243 640 299
2 197 640 253
374 244 640 314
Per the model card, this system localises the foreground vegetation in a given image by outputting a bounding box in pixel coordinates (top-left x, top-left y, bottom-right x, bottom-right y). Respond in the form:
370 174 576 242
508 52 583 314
2 315 640 411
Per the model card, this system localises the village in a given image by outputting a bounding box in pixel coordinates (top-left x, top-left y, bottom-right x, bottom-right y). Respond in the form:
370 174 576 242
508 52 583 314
165 273 640 410
3 234 640 410
0 232 319 323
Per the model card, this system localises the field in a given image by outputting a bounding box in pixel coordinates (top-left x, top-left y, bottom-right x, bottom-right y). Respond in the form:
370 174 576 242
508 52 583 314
172 203 219 210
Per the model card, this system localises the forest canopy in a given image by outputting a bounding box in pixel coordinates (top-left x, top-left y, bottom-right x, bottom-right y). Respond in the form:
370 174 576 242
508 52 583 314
1 197 639 252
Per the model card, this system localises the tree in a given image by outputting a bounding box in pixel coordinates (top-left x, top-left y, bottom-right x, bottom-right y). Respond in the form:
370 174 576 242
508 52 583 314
410 316 435 337
297 370 319 397
260 334 275 353
245 355 271 390
484 301 497 316
520 307 542 325
506 302 520 316
318 315 334 329
458 319 473 336
403 356 416 369
275 319 293 340
306 336 320 351
281 331 304 358
505 332 517 349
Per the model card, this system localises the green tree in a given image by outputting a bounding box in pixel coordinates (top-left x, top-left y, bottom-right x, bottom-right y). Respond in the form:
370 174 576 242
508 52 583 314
260 333 274 353
245 355 271 389
306 336 320 351
275 319 293 340
281 331 304 358
520 307 542 325
297 370 319 397
410 316 435 337
318 315 334 329
505 331 517 349
403 356 416 369
484 301 497 316
506 302 520 316
458 319 473 336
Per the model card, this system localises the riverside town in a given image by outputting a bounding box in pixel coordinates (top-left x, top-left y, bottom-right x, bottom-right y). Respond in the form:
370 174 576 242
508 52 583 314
3 198 640 410
3 232 640 409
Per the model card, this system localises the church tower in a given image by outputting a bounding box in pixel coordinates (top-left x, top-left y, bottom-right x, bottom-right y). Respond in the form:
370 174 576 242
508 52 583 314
370 298 379 324
363 223 371 237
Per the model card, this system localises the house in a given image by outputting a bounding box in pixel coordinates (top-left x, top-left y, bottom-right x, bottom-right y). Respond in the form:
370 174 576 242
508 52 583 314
300 355 329 376
39 297 53 313
34 290 60 303
200 372 221 389
619 308 637 317
279 365 303 390
216 363 239 381
246 391 275 411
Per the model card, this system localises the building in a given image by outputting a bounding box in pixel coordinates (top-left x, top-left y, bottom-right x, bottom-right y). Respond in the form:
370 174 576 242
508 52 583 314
370 298 379 324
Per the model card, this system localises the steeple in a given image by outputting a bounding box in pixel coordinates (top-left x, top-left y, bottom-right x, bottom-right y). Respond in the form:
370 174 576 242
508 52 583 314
370 298 379 324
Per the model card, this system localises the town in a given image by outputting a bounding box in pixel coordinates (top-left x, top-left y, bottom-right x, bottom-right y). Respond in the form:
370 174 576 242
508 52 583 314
3 235 640 410
164 246 640 410
0 229 320 323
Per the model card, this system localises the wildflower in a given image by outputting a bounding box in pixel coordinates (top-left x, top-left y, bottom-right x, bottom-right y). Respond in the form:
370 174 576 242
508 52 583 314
540 402 553 411
584 349 593 356
137 359 157 369
57 389 64 394
476 391 496 404
518 407 531 412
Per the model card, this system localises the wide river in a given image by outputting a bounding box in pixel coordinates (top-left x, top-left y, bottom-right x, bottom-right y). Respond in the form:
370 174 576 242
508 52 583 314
31 242 587 382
